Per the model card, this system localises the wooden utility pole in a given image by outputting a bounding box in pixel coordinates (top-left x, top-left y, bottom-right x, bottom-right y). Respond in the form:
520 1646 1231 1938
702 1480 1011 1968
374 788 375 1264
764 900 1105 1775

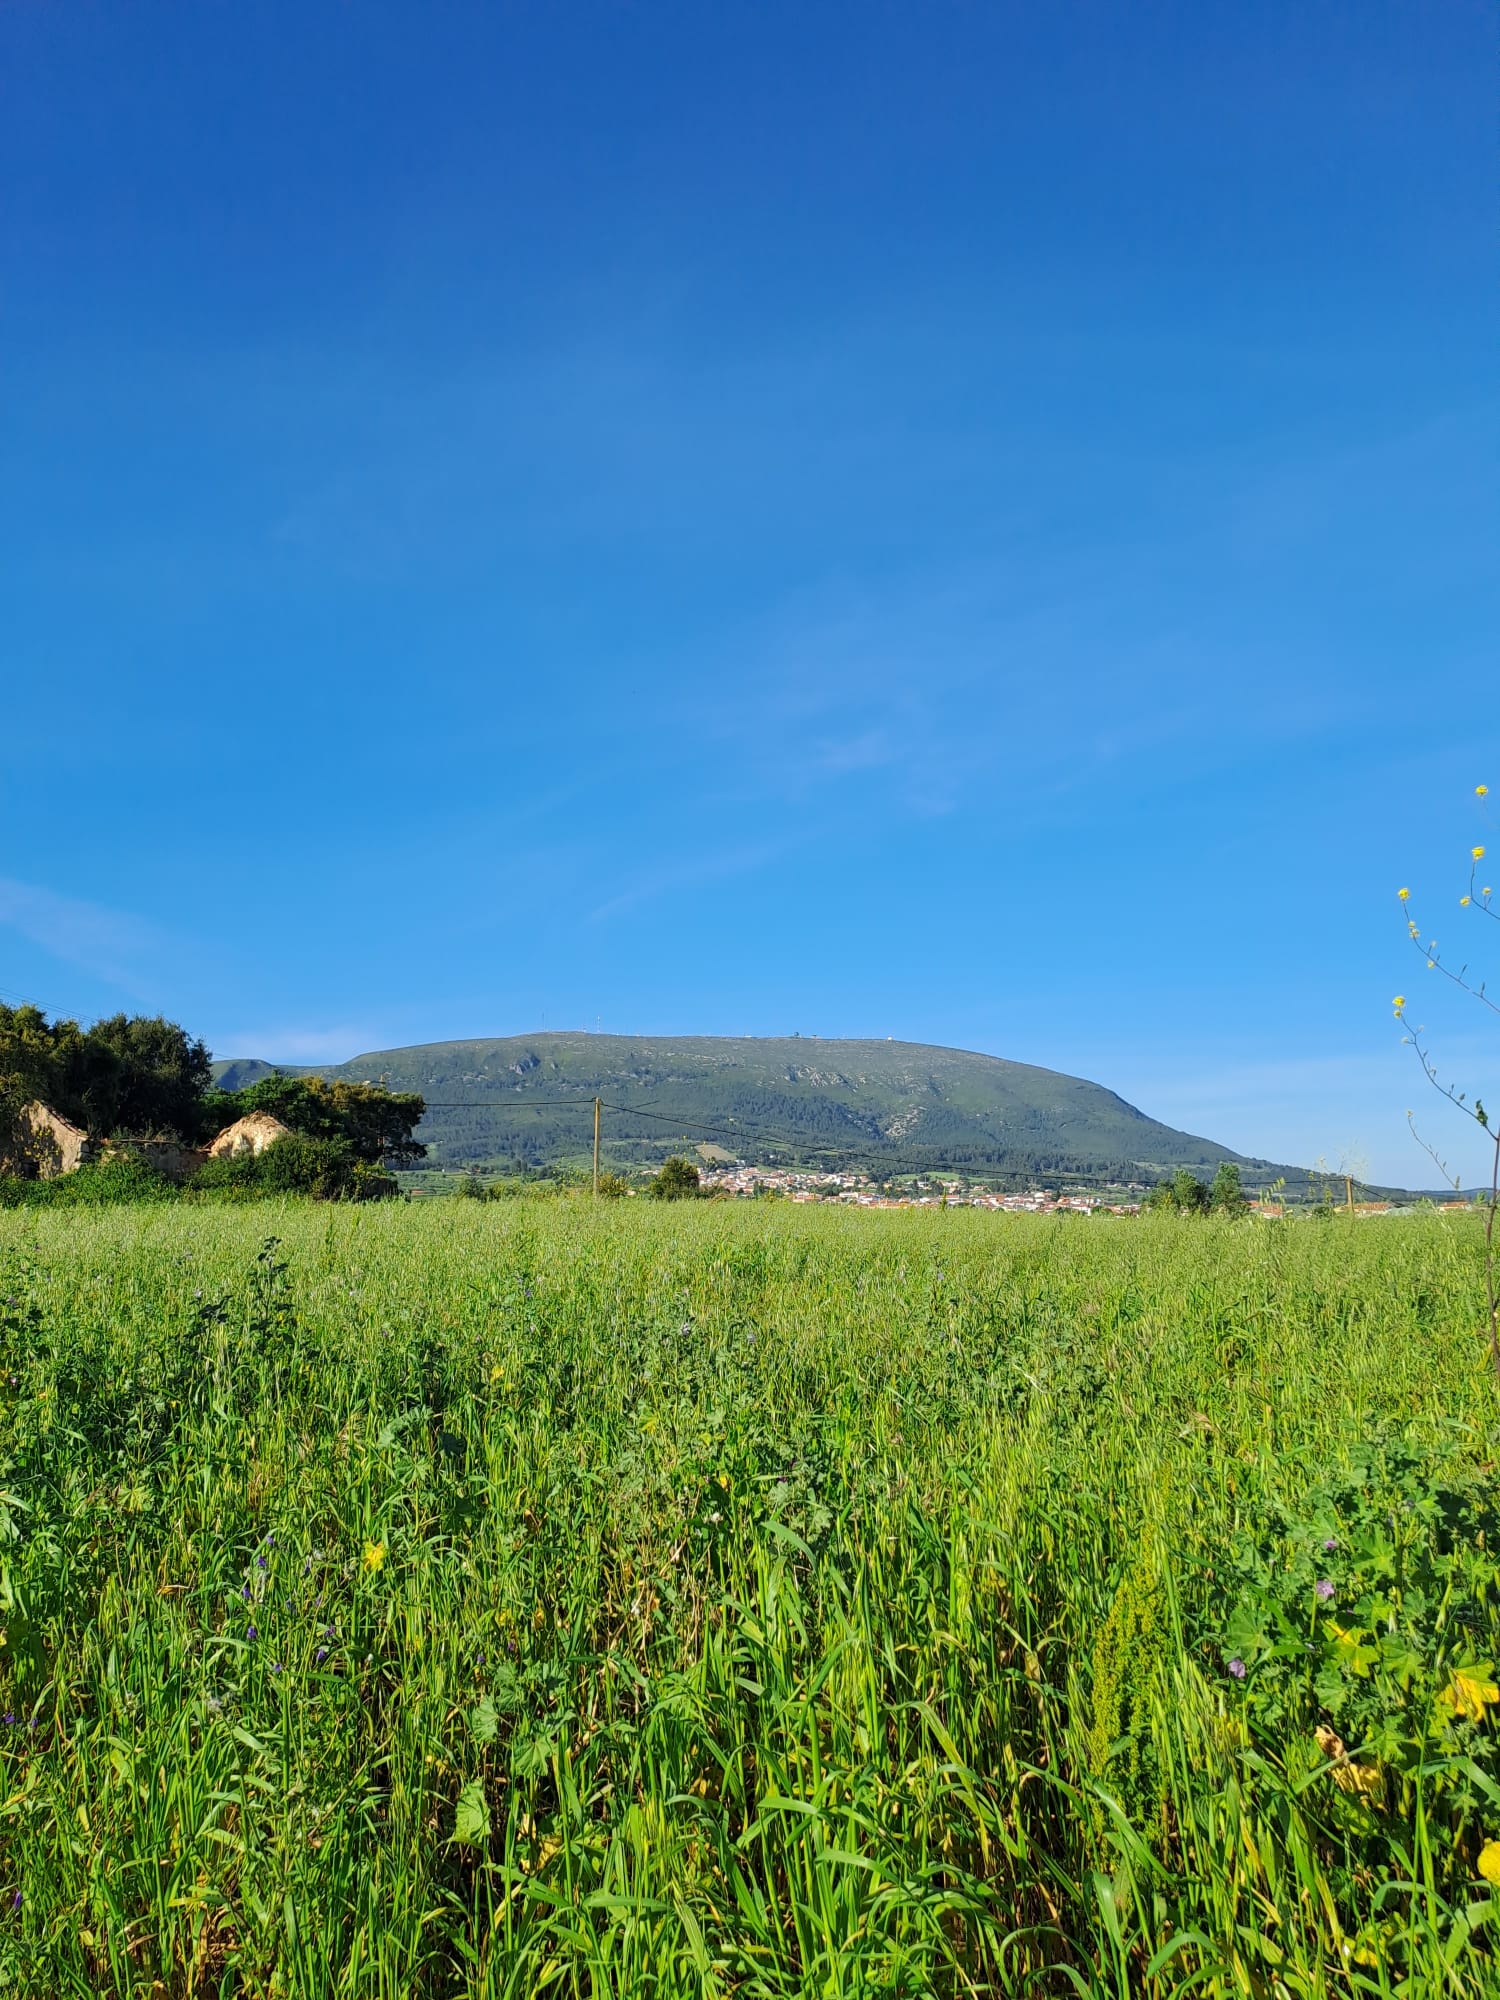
593 1097 601 1196
1345 1174 1354 1214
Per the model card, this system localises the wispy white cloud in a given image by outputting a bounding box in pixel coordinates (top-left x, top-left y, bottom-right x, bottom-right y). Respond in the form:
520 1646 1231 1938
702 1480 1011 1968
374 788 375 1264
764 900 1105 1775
588 840 791 924
0 875 171 995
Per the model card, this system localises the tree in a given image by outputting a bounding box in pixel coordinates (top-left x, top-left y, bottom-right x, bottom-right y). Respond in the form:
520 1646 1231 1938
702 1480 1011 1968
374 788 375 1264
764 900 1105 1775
1145 1169 1211 1215
0 1004 209 1143
200 1075 427 1164
1210 1161 1248 1215
71 1013 212 1136
649 1155 701 1201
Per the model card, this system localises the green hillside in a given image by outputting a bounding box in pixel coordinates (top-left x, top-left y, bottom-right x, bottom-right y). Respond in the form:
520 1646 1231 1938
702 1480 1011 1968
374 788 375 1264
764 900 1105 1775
213 1032 1307 1189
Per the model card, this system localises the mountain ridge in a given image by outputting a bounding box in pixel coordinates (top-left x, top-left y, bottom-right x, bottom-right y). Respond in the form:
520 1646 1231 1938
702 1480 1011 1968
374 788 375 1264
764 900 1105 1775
209 1031 1339 1192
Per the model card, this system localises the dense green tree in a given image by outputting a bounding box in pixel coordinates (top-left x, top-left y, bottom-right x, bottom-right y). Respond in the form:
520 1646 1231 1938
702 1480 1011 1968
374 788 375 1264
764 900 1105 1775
71 1013 212 1136
1210 1161 1249 1215
1146 1169 1213 1215
200 1075 427 1164
649 1156 701 1200
1 1003 209 1141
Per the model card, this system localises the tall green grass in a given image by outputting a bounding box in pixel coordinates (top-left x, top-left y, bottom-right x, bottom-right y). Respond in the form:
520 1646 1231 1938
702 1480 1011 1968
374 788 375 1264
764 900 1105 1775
1 1202 1497 1996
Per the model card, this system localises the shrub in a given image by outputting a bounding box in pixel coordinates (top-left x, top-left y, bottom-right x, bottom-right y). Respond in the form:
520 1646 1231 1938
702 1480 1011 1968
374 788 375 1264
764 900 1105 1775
190 1136 398 1202
649 1156 701 1201
0 1151 176 1209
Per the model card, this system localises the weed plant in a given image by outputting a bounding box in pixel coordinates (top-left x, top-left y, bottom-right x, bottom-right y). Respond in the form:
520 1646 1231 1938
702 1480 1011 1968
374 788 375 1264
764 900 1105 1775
0 1203 1497 1996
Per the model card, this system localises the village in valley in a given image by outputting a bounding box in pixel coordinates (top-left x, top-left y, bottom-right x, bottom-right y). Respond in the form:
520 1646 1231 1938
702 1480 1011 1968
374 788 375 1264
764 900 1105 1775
695 1161 1146 1212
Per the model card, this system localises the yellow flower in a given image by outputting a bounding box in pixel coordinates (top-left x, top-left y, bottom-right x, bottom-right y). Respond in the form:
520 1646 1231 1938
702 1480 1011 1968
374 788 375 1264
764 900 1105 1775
1462 896 1471 907
1438 1668 1499 1723
363 1539 387 1574
1479 1840 1500 1885
1478 785 1490 798
1474 846 1487 861
1393 996 1405 1009
1397 887 1410 901
717 1472 730 1490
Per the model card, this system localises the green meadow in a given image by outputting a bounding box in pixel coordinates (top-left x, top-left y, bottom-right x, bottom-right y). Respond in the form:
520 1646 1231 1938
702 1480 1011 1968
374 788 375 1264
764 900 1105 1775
1 1201 1498 1997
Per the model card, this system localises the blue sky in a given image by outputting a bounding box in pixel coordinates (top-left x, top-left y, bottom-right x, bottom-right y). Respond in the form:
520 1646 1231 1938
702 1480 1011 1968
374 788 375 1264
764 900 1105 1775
2 1 1495 1185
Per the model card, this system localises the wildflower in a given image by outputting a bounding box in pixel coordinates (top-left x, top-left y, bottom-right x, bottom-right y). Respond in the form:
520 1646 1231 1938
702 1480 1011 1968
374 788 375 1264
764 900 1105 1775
246 1625 258 1642
1479 1840 1500 1884
363 1540 387 1574
1393 996 1404 1010
1315 1579 1335 1601
1479 785 1490 798
10 1890 18 1912
315 1647 329 1664
1324 1537 1338 1551
717 1473 729 1490
1475 847 1487 861
1227 1657 1247 1680
1397 887 1410 900
256 1555 267 1570
1462 896 1472 906
271 1662 283 1675
241 1583 250 1601
2 1715 12 1728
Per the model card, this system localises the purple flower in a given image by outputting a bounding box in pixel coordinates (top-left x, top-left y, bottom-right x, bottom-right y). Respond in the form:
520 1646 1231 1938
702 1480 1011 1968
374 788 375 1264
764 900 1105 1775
241 1585 251 1601
10 1889 18 1912
271 1662 283 1675
315 1646 329 1664
256 1555 267 1570
1227 1657 1246 1680
246 1625 258 1642
2 1714 12 1728
1323 1537 1338 1552
1315 1579 1335 1601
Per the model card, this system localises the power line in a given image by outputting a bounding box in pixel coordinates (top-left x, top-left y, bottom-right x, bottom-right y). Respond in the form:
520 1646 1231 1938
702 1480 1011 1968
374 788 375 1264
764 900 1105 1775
413 1095 847 1155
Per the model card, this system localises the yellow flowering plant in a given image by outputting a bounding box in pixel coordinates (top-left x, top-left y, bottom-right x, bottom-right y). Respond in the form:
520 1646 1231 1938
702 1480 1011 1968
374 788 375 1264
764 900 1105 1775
1396 783 1500 1383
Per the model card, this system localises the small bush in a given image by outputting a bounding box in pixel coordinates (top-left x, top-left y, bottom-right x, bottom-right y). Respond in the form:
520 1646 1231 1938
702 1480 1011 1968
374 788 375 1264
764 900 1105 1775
0 1152 175 1209
190 1136 399 1202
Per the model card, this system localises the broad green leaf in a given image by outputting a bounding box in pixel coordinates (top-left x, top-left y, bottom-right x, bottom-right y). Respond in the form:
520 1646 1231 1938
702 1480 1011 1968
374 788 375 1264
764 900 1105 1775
451 1780 490 1846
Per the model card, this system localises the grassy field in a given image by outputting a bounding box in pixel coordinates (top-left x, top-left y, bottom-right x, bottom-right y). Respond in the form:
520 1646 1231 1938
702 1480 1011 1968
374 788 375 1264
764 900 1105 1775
1 1202 1498 1997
